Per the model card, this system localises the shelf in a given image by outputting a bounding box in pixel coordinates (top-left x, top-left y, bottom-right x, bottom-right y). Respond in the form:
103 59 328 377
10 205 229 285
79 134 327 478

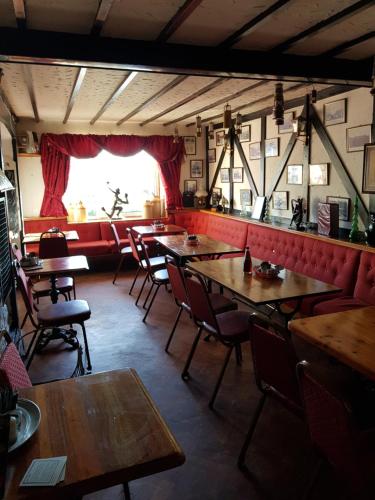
17 153 41 157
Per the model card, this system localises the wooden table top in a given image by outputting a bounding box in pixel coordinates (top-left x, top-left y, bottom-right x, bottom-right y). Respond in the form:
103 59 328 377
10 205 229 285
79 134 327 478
23 231 79 244
24 255 89 277
154 234 243 259
187 257 340 306
289 306 375 381
5 369 185 499
132 224 186 236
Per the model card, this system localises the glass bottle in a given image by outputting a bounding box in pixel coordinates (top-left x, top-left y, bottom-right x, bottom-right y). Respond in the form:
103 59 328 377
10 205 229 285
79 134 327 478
243 246 252 274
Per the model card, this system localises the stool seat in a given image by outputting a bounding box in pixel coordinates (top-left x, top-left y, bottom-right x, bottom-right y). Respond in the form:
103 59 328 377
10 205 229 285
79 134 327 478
215 310 252 342
37 299 91 326
153 268 169 283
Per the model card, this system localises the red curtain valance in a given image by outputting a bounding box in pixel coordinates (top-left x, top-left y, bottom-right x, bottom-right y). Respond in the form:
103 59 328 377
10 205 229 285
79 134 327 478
40 133 185 216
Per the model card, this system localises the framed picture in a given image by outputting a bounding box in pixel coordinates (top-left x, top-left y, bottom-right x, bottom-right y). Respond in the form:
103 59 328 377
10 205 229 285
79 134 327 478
190 159 203 178
249 142 261 160
278 112 295 134
363 143 375 193
265 137 279 157
208 149 216 163
309 163 329 186
326 196 350 221
211 187 222 207
184 136 196 155
346 125 372 152
324 98 347 126
220 168 230 183
287 164 303 185
240 189 252 207
233 168 243 183
216 130 225 146
251 196 266 220
239 125 250 143
272 191 288 210
184 179 197 193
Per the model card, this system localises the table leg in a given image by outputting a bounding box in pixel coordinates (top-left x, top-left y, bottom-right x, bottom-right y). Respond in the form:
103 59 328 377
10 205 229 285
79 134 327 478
49 273 60 304
275 298 303 329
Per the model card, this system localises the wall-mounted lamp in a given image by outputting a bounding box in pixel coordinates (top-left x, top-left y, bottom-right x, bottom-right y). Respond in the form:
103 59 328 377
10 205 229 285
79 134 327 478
173 126 179 143
273 83 284 125
235 112 242 135
223 103 231 129
196 115 202 137
208 122 215 140
311 88 317 103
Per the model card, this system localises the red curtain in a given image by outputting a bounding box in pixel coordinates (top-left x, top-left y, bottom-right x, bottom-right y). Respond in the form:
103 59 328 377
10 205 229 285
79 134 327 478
40 133 185 216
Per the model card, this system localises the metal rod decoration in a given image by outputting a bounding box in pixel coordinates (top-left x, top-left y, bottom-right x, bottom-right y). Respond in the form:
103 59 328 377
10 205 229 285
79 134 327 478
272 82 284 125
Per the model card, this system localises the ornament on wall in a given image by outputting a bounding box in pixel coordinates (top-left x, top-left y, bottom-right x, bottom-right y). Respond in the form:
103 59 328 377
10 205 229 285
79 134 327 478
208 122 215 140
196 115 202 137
235 113 242 136
223 103 231 129
173 126 179 144
272 83 284 125
311 88 317 103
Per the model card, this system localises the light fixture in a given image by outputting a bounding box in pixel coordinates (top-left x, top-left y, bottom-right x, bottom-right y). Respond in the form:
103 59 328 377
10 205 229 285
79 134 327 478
196 115 202 137
208 122 215 140
223 103 231 129
272 83 284 125
311 88 317 103
173 126 179 143
235 112 242 135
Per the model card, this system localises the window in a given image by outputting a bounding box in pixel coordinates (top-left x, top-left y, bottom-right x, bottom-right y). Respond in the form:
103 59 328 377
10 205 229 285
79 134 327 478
63 150 164 219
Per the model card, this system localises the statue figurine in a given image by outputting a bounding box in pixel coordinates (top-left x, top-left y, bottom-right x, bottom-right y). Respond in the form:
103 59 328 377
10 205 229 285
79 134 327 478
101 183 129 220
290 197 304 230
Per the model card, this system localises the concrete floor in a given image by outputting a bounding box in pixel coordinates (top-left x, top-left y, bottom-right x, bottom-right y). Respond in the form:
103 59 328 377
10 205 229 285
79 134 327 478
22 269 344 500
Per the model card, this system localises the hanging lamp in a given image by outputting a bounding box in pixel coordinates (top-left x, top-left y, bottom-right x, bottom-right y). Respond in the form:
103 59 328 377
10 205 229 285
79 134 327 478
272 83 284 125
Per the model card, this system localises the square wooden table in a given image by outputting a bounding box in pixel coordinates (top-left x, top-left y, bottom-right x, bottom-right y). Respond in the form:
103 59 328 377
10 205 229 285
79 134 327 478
132 224 186 237
289 306 375 381
23 231 79 244
5 369 185 499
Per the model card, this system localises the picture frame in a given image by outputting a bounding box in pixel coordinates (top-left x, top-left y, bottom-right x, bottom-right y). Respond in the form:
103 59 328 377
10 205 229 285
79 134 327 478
272 191 288 210
220 168 230 183
287 164 303 185
216 130 225 146
239 125 250 143
251 196 266 220
324 98 347 126
211 187 222 207
309 163 329 186
278 112 295 134
249 142 261 160
208 149 216 163
346 125 372 152
362 143 375 193
240 189 252 207
265 137 279 158
326 196 350 221
183 136 196 155
184 179 197 193
190 159 203 178
233 168 243 183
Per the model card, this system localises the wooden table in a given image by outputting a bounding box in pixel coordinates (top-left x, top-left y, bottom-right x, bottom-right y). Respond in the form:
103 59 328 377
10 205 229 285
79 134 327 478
23 231 79 244
154 234 243 265
5 369 185 499
132 224 186 237
289 306 375 381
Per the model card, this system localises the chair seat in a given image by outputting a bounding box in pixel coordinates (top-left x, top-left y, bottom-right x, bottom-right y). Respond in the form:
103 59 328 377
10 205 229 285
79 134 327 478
37 299 91 326
121 244 145 255
33 276 73 296
141 256 165 269
153 269 169 283
210 293 238 315
214 310 252 342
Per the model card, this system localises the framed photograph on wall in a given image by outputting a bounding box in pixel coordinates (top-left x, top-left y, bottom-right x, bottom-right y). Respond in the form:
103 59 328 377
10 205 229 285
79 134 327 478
184 136 196 155
326 196 350 221
249 142 261 160
220 168 230 183
184 179 197 193
211 187 222 207
208 149 216 163
272 191 288 210
240 189 252 207
278 112 295 134
309 163 329 185
346 125 372 152
265 137 279 157
324 98 347 126
216 130 225 146
363 143 375 193
190 159 203 178
233 168 243 183
239 125 250 143
287 164 303 185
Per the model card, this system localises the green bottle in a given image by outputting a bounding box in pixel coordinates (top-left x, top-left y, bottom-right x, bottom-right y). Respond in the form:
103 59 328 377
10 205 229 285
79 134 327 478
349 195 360 242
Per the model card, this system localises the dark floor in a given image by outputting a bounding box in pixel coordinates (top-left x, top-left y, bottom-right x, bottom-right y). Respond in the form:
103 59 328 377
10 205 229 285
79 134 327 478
21 268 345 500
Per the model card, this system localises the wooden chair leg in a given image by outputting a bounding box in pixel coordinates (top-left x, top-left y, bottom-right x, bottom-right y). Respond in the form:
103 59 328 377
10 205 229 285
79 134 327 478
113 254 126 284
26 328 43 370
235 344 243 366
123 482 131 500
135 273 148 306
181 326 203 381
209 345 233 409
165 307 182 353
142 284 160 322
129 267 141 295
237 393 267 469
80 322 92 372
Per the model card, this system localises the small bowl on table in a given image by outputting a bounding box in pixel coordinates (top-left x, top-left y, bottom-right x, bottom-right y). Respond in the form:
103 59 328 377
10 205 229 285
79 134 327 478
152 220 165 230
254 261 283 279
185 234 199 246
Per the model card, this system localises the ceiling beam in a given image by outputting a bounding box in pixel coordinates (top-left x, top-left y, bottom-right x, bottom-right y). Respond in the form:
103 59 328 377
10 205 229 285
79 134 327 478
321 31 375 58
140 77 226 126
91 0 115 36
0 28 371 87
156 0 203 43
22 65 39 122
271 0 374 53
12 0 26 30
90 71 137 125
164 81 267 127
116 75 188 125
63 67 87 124
219 0 291 49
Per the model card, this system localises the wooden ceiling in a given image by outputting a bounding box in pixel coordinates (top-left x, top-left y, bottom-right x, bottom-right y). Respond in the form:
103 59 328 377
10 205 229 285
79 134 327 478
0 0 373 127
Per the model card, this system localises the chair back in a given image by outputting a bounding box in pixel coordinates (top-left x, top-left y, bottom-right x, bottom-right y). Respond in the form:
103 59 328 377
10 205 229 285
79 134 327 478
110 223 121 252
250 322 301 412
184 271 218 333
14 263 35 316
126 228 141 263
0 333 32 390
11 243 22 262
165 256 188 306
39 231 69 259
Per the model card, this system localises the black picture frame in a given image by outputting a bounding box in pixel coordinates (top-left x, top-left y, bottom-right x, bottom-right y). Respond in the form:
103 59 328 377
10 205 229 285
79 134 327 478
216 130 225 146
232 168 243 183
249 142 261 160
346 125 372 153
240 189 251 207
220 168 230 183
183 136 196 155
326 196 350 221
265 137 279 158
239 125 250 143
272 191 288 210
287 164 303 185
323 98 347 126
362 143 375 193
190 159 203 178
208 149 216 163
184 179 197 193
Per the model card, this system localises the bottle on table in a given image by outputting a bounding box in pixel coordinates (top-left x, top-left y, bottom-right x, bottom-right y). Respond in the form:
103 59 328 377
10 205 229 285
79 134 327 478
243 246 252 274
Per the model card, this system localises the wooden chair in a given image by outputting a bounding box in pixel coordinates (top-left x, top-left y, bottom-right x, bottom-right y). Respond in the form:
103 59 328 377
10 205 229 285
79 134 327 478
111 223 144 285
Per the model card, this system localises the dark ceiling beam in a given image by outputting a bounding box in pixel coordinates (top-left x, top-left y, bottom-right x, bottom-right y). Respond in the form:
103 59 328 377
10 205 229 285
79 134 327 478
0 28 371 87
321 31 375 58
116 75 188 125
91 0 115 36
219 0 291 49
90 71 137 124
271 0 374 53
140 77 226 126
12 0 26 30
63 67 87 124
22 65 39 122
156 0 203 43
164 81 267 127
